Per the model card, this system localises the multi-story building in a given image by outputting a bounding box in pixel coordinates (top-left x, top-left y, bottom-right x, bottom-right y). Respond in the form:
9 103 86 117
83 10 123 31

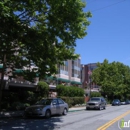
81 63 100 92
53 57 82 86
0 57 82 92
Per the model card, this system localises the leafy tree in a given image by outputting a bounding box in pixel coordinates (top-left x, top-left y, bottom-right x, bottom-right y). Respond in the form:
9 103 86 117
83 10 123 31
36 81 49 99
0 0 92 109
92 59 130 100
90 92 101 98
0 0 92 78
56 85 84 97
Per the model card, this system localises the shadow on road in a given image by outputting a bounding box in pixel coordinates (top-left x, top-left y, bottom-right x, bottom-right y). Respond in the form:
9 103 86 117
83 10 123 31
0 115 64 130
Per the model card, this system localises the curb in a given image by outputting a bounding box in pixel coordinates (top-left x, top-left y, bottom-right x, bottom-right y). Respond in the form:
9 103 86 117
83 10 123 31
69 109 85 112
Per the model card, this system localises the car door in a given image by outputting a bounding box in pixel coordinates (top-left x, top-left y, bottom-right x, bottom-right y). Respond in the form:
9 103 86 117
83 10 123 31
101 98 106 107
57 99 65 114
51 99 58 115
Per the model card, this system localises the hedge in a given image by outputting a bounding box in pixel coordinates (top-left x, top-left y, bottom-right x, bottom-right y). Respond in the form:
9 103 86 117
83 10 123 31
56 85 84 97
59 96 85 108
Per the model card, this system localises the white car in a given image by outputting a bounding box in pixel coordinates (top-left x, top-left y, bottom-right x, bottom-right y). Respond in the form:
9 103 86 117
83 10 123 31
24 98 68 118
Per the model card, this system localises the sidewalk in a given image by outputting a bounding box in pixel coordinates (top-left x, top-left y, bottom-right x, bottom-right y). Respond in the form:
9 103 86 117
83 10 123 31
0 106 86 118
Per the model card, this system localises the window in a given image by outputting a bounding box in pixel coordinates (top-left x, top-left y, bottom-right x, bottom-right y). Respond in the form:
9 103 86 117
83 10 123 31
58 99 64 104
52 99 58 105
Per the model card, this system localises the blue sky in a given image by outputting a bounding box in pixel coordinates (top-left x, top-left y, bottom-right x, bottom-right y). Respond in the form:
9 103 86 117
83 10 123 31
75 0 130 66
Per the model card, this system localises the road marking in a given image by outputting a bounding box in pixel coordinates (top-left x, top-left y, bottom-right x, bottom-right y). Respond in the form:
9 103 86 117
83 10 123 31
97 110 130 130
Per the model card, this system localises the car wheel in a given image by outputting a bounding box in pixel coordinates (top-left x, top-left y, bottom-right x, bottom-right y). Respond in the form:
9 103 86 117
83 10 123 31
99 105 102 110
86 107 89 110
104 106 106 109
63 108 67 115
45 110 51 118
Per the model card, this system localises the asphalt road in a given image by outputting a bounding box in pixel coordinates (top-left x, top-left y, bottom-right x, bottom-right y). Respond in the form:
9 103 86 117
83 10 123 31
0 105 130 130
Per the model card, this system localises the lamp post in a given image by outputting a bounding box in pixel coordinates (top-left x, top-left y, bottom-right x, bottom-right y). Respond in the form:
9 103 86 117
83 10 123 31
89 75 92 97
88 64 92 98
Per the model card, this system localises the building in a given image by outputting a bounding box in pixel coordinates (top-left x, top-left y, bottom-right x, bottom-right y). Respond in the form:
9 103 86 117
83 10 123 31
0 57 82 92
81 63 100 92
0 64 39 91
47 57 82 87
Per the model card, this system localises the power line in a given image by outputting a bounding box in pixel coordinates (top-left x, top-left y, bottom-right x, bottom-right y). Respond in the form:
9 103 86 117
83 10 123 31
91 0 126 12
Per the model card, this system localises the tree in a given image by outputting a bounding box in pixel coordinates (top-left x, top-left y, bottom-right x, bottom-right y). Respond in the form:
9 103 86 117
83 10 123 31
92 59 130 100
36 81 49 99
0 0 92 109
0 0 92 77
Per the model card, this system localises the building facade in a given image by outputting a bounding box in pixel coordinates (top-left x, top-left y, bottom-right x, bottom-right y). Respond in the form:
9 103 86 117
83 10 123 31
55 58 82 86
81 63 100 92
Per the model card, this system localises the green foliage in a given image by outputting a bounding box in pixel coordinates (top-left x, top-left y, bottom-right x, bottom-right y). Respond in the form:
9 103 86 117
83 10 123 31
36 81 49 99
92 59 130 100
0 0 92 80
56 85 84 97
59 97 84 108
0 0 92 109
90 92 101 97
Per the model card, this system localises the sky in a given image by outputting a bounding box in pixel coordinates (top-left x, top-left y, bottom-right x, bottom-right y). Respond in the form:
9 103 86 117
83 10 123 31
75 0 130 66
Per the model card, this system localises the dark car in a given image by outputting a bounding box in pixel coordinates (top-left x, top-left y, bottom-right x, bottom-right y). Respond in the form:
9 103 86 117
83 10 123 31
125 99 130 104
23 98 68 118
112 99 121 106
86 97 107 110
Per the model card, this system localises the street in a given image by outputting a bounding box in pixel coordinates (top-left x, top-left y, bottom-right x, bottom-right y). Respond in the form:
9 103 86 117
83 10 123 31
0 105 130 130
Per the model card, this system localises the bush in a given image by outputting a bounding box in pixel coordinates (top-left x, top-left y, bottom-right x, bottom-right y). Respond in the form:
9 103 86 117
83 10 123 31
90 92 101 97
56 85 84 97
59 97 84 108
36 81 49 99
11 102 26 110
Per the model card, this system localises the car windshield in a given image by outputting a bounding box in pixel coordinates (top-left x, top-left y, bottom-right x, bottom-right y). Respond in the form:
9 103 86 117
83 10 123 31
113 99 119 102
90 98 100 101
35 99 53 105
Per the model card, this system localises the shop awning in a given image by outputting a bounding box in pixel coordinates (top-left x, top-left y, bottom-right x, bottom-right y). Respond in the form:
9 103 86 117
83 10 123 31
57 78 70 83
71 81 82 85
14 69 24 73
0 64 3 68
47 76 70 83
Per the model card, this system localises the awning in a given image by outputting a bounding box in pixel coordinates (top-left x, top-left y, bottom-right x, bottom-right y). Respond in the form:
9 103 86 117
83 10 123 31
8 81 38 91
0 64 3 68
47 76 54 80
47 76 70 83
14 69 24 73
71 81 82 85
57 78 70 83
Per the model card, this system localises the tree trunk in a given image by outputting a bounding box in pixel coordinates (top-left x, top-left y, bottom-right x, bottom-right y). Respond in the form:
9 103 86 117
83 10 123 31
0 54 6 111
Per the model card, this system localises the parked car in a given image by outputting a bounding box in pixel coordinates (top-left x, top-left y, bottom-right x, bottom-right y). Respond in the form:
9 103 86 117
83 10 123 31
120 101 126 105
23 98 68 118
86 97 107 110
125 99 130 104
112 99 121 106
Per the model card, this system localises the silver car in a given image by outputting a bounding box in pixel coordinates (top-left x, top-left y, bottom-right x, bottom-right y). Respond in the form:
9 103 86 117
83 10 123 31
24 98 68 118
86 97 107 110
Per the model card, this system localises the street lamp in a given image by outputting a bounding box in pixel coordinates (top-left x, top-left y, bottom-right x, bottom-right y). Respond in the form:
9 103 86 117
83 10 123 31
88 64 92 98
